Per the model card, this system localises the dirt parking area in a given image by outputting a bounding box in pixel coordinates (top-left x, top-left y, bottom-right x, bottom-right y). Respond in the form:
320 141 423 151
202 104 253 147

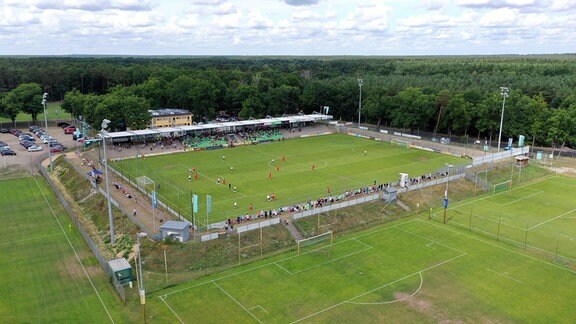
0 126 81 173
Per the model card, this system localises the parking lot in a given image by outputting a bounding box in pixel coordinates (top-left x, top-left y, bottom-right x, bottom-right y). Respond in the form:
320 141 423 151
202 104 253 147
0 125 82 172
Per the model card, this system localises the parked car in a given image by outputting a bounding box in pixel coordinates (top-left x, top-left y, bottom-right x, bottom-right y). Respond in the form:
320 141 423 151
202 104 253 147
0 140 7 147
27 145 43 152
0 148 16 156
19 135 35 142
0 128 10 133
20 140 35 148
49 146 64 153
29 125 41 132
58 122 71 128
64 126 76 134
73 133 84 141
10 129 22 136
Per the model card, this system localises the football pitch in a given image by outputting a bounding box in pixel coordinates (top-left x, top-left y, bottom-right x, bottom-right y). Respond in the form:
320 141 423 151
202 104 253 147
0 177 128 323
111 134 465 228
150 175 576 324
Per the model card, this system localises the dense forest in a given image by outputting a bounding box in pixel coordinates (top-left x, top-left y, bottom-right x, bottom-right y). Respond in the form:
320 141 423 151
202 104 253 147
1 55 576 148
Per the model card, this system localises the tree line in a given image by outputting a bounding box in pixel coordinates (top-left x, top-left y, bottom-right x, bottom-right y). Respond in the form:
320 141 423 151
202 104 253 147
1 55 576 148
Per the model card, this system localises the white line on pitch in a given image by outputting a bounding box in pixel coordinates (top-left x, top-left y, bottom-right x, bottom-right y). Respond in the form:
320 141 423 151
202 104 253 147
274 262 294 275
158 295 185 324
0 232 61 246
528 208 576 230
212 281 263 323
486 268 523 284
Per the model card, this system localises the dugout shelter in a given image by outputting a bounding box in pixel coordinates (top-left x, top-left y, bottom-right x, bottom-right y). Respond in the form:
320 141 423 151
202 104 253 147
160 220 191 242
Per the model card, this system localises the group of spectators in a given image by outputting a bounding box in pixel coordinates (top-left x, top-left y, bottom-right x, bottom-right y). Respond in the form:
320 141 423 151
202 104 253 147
221 171 452 231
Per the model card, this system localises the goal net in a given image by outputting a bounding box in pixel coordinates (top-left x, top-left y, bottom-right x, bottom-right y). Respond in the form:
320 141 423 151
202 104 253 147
492 180 511 195
391 139 410 148
297 231 333 256
136 175 155 192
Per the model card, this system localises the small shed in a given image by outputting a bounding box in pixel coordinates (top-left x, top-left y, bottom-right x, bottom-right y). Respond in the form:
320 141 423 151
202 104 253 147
515 155 529 167
382 186 398 203
160 220 191 242
108 258 133 286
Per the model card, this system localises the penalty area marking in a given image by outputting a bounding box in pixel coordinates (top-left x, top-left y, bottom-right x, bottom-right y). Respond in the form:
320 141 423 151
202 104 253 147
212 280 263 323
0 232 62 246
486 268 523 284
528 208 576 231
249 305 270 314
291 253 466 323
347 272 424 305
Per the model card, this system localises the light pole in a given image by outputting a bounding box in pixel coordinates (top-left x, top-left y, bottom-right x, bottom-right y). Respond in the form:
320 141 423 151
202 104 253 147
101 119 115 245
357 78 364 127
443 164 453 224
42 93 53 172
497 87 509 152
150 179 157 233
136 232 148 323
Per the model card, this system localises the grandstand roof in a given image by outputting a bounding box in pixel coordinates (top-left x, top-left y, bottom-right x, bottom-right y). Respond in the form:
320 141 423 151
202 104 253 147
101 114 332 139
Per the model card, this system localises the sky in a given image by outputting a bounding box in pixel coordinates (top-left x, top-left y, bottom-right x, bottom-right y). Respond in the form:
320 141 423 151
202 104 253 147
1 0 575 56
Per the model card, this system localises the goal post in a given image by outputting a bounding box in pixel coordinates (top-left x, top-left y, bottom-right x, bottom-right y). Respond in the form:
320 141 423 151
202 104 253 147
391 139 410 148
492 180 511 195
136 175 155 193
297 230 334 256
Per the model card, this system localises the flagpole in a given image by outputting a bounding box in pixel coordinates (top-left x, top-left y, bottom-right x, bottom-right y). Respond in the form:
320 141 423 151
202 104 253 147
190 191 195 240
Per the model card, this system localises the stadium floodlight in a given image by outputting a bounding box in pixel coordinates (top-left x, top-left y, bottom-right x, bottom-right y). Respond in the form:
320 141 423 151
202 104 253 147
357 79 364 127
497 87 509 152
137 232 148 323
443 164 453 224
100 119 115 245
42 93 53 172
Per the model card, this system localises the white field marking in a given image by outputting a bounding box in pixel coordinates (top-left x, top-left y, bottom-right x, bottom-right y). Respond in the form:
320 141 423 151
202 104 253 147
34 178 115 323
162 218 421 297
419 218 576 275
274 262 294 275
426 242 436 249
0 232 61 246
249 305 270 314
396 225 467 255
290 246 373 275
486 268 523 284
212 281 263 324
291 253 467 323
450 174 558 211
563 217 576 219
158 295 185 324
500 189 544 206
353 237 375 249
528 208 576 231
348 272 424 305
559 233 576 241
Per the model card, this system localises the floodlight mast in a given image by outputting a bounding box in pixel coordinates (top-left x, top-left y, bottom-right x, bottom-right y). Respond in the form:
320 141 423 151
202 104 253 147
357 79 364 127
42 93 53 172
443 164 453 224
101 119 115 245
497 87 509 152
137 232 148 323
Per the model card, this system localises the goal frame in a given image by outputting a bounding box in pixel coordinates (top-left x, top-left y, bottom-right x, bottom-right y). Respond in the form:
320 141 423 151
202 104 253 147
296 230 334 256
492 180 511 195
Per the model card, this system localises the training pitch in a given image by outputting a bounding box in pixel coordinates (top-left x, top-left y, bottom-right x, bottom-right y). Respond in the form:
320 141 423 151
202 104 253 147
111 134 464 228
149 173 576 323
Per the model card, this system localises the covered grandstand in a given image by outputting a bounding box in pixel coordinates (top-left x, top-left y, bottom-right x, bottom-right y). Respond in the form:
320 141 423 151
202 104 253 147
101 114 332 145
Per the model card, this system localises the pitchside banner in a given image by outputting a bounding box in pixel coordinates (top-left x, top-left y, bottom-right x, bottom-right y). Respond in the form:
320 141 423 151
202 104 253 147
206 195 212 214
152 191 157 208
193 194 198 213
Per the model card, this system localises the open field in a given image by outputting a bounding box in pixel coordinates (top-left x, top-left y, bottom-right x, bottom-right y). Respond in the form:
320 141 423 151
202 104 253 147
149 214 576 323
0 176 130 323
111 134 466 228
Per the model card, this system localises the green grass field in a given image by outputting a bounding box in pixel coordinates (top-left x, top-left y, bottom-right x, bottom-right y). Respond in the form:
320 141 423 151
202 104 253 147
0 102 69 124
0 176 130 323
111 134 465 228
149 210 576 322
439 175 576 264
